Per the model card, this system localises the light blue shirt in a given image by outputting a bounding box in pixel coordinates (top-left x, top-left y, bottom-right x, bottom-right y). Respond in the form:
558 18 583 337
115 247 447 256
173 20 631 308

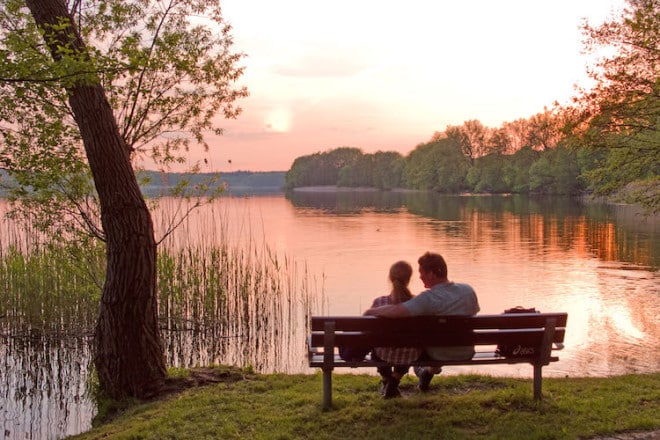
403 282 480 360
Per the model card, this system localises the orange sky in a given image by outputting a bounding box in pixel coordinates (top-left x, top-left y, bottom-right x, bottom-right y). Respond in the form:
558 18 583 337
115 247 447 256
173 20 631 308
183 0 625 172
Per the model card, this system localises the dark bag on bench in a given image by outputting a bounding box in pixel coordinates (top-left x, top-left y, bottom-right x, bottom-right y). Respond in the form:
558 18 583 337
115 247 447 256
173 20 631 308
339 345 371 362
496 307 540 358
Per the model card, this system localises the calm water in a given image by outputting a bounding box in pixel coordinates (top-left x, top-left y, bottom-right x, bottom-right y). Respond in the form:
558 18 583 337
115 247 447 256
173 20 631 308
1 192 658 439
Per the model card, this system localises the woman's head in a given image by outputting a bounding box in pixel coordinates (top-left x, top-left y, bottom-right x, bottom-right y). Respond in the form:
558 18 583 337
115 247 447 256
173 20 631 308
390 260 413 285
389 260 413 303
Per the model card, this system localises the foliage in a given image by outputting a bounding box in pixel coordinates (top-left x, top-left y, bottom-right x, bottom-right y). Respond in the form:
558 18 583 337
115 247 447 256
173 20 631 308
528 145 582 195
337 154 375 187
69 372 660 440
404 139 470 192
444 119 489 162
500 147 540 193
0 0 248 240
283 138 583 196
373 151 407 189
467 153 508 193
284 147 363 189
0 238 104 333
606 177 660 212
281 108 582 195
282 134 597 196
338 151 405 189
284 154 318 188
400 143 438 190
568 0 659 211
525 107 565 151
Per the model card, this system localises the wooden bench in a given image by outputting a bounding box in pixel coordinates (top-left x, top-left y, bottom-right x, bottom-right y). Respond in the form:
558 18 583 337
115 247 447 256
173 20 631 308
308 313 568 409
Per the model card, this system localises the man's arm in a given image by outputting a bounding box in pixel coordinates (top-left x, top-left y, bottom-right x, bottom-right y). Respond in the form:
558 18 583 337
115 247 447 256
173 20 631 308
364 303 411 318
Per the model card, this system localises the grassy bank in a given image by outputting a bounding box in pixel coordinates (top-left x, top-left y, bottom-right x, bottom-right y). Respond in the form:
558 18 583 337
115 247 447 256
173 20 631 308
70 368 659 440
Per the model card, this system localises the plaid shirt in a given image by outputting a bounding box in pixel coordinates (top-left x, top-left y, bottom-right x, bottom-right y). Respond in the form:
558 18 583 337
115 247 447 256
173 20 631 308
371 295 422 365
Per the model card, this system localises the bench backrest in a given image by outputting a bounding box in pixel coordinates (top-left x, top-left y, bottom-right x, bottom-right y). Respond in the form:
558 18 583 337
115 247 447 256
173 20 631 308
310 313 567 348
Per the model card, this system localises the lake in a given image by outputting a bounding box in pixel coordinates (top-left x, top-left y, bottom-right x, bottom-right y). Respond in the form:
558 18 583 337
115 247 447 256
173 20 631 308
1 191 658 439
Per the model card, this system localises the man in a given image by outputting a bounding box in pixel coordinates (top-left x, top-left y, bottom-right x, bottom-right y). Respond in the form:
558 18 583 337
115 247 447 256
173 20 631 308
364 251 480 391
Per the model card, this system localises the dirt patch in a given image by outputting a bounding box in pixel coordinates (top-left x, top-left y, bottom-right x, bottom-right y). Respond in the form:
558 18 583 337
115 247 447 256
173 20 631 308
158 366 250 397
94 367 252 425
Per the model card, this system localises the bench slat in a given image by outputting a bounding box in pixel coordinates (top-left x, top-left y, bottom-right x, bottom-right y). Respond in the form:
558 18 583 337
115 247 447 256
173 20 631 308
309 328 565 348
308 352 561 368
311 313 567 332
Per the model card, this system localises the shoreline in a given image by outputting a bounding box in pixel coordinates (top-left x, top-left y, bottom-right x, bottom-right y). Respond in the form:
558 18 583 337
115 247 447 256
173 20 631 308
291 185 421 193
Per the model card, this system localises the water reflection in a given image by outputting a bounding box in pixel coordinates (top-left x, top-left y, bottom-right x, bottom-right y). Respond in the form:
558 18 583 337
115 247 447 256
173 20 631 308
285 189 409 214
284 191 658 378
1 333 94 439
0 194 658 439
287 192 659 269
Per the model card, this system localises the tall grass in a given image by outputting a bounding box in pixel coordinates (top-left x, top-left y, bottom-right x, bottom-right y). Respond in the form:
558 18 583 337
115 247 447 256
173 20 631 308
154 196 325 373
0 207 103 440
0 197 325 373
158 243 321 372
0 241 103 338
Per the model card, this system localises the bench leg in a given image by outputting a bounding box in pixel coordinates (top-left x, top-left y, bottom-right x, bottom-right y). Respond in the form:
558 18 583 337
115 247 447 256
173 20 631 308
533 364 542 400
322 368 332 410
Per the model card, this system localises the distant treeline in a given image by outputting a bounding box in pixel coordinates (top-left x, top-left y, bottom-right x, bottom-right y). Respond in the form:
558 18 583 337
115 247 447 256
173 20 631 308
0 169 285 198
284 142 583 195
284 112 656 199
139 170 285 196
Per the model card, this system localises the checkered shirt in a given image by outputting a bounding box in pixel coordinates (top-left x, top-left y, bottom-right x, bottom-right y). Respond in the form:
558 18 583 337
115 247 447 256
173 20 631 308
371 295 422 365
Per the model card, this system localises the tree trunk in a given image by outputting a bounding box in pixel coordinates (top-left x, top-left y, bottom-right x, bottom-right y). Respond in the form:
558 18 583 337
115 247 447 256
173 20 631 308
26 0 167 398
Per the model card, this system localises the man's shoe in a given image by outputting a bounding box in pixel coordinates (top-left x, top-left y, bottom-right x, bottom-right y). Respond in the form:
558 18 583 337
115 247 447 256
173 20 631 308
383 376 401 399
416 367 433 392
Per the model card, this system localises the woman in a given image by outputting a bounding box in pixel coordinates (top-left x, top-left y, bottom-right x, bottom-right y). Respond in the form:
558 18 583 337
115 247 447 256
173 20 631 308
367 260 422 398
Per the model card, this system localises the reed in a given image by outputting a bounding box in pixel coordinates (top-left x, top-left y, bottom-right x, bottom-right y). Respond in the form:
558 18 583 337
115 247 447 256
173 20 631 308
0 243 102 337
157 241 323 372
0 197 324 374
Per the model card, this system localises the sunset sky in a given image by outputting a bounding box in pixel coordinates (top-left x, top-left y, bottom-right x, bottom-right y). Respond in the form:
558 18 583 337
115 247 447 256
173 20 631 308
194 0 625 172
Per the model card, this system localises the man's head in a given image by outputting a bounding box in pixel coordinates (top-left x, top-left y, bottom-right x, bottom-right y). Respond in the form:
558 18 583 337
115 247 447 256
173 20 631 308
418 252 448 288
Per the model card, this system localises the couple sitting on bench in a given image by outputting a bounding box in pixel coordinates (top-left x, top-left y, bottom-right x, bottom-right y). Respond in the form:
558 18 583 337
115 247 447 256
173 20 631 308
362 252 480 398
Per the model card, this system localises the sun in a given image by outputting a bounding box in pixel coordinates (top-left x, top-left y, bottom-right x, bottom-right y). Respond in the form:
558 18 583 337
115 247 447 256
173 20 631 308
265 108 292 133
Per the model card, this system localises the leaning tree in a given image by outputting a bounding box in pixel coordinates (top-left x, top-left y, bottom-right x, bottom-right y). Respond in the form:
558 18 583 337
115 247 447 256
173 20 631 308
0 0 247 398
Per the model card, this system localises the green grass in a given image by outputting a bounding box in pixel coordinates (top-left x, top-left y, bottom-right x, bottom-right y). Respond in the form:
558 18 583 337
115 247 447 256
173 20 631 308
69 369 659 440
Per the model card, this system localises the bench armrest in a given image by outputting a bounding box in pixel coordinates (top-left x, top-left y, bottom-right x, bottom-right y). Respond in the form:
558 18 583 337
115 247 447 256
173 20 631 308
307 335 321 356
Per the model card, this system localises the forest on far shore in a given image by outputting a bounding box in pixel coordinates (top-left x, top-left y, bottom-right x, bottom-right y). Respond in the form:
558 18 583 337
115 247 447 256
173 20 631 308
284 113 657 207
285 1 658 214
282 118 596 196
284 126 583 195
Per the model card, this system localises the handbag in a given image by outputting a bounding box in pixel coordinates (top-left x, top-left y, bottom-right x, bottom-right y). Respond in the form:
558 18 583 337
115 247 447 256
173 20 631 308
496 307 540 358
338 345 371 361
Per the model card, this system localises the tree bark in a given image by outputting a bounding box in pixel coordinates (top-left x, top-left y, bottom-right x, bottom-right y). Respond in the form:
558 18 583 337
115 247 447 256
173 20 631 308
25 0 167 398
